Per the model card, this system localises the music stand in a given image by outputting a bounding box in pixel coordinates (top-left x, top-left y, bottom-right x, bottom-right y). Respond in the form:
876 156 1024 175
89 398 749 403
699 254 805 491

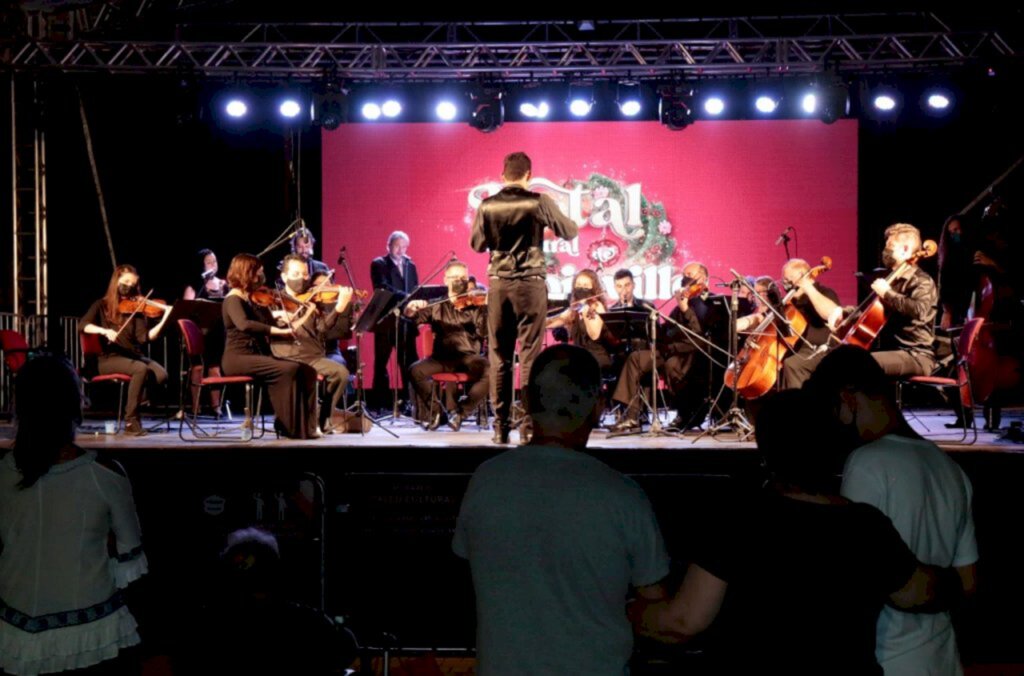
375 284 447 425
352 289 399 438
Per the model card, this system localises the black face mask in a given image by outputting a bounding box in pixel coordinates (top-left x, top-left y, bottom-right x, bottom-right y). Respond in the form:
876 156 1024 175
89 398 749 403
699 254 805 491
449 279 469 295
285 279 306 294
881 247 898 269
117 283 137 297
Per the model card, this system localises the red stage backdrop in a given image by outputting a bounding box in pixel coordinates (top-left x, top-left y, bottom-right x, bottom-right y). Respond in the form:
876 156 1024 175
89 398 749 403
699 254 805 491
322 120 858 382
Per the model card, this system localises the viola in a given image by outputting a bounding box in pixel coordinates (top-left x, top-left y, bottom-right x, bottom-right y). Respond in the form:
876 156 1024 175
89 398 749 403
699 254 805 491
724 257 832 399
118 296 171 318
837 241 937 349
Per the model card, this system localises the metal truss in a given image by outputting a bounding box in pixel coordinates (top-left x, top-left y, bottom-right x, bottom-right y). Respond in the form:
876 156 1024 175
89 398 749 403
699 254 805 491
4 13 1017 81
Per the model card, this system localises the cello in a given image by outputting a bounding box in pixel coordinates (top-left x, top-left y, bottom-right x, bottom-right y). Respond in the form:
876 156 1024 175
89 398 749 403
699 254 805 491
724 257 832 399
836 240 937 349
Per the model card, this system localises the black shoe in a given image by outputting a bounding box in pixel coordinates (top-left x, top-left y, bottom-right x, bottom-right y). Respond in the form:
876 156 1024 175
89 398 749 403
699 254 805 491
610 418 640 434
492 425 510 444
449 411 464 432
519 420 533 445
426 409 444 432
125 419 147 437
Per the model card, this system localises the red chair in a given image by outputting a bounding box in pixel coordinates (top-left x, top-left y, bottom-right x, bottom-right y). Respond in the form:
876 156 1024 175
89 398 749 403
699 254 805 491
79 333 132 434
178 318 264 441
897 317 985 444
0 330 33 374
427 372 489 430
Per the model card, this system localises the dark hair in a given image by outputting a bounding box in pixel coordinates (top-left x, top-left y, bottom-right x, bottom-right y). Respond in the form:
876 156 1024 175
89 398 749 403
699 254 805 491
572 269 606 307
526 344 601 417
226 254 265 292
503 152 532 181
12 354 83 489
291 226 316 249
755 389 842 494
805 345 889 409
613 268 634 282
281 253 309 273
219 527 282 596
103 264 138 323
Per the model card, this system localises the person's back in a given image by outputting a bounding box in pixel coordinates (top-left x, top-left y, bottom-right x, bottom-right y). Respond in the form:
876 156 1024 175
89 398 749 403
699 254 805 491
454 446 667 675
842 434 977 675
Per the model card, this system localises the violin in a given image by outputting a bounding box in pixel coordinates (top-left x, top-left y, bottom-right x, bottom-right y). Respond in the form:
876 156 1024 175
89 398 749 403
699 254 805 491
452 291 487 310
118 296 171 318
675 277 705 301
294 286 368 305
837 241 937 349
724 257 832 399
250 287 303 313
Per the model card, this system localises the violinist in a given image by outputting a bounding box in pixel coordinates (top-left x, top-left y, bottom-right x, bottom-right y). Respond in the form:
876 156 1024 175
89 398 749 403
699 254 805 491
272 255 355 434
402 260 489 431
221 254 319 439
804 223 938 377
183 248 227 301
547 269 618 372
779 259 842 388
80 265 172 436
311 270 353 368
610 262 764 434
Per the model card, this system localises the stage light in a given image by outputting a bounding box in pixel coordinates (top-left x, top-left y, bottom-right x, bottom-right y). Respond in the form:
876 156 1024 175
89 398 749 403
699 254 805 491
755 95 779 114
568 82 595 117
801 93 818 114
659 86 693 131
436 101 458 121
468 86 504 133
874 94 897 112
361 103 382 120
704 97 725 116
279 99 302 118
225 99 248 118
312 83 348 130
616 81 642 117
619 100 641 116
381 100 402 118
569 98 592 116
520 101 550 119
926 91 952 110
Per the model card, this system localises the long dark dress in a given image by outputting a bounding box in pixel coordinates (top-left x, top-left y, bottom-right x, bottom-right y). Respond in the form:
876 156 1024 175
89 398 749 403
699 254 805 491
221 294 318 439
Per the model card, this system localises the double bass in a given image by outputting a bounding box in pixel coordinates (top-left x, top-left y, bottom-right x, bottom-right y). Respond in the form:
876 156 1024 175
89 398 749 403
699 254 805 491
836 240 937 349
724 258 832 399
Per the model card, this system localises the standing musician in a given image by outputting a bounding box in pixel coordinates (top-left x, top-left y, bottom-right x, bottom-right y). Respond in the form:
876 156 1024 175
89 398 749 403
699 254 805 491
778 259 842 389
278 226 330 278
183 248 228 301
274 254 355 434
802 223 938 377
369 230 420 411
81 264 172 436
547 269 619 373
221 254 319 439
403 260 489 431
470 151 579 444
610 262 763 433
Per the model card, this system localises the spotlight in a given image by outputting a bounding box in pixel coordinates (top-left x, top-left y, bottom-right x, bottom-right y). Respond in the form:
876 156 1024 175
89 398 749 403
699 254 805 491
659 86 693 130
805 79 849 124
225 99 248 118
468 86 504 133
568 83 595 117
927 93 951 109
520 101 550 119
436 101 458 121
312 83 348 130
362 103 382 120
619 100 641 116
923 88 954 113
616 81 642 117
569 98 592 116
873 94 897 112
755 95 779 114
801 93 818 114
279 99 302 118
381 100 402 118
703 96 725 116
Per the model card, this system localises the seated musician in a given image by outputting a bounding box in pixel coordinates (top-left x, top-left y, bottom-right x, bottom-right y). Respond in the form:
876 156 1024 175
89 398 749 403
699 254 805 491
610 262 763 434
403 260 489 431
610 268 652 311
274 254 355 434
799 223 937 377
81 264 172 436
777 259 841 389
182 248 227 416
311 270 352 370
546 269 619 374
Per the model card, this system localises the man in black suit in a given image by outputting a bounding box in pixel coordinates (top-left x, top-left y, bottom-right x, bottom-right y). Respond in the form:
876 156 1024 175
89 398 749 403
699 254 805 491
370 230 420 410
470 152 579 444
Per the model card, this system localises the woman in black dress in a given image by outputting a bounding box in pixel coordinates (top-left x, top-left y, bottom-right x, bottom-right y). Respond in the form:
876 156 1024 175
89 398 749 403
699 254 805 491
221 254 319 439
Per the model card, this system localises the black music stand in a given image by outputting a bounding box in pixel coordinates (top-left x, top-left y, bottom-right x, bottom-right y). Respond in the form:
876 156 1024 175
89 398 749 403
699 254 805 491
375 284 447 425
351 290 399 437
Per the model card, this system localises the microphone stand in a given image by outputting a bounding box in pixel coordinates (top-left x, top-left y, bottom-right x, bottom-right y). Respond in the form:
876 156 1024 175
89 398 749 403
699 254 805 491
378 250 452 426
338 248 397 437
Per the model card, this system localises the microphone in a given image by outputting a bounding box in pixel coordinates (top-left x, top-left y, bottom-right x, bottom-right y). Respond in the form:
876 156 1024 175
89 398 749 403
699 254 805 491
337 246 346 265
775 227 793 247
201 269 216 280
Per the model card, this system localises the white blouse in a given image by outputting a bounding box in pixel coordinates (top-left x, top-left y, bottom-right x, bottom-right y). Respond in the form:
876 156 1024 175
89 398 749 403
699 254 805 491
0 450 148 675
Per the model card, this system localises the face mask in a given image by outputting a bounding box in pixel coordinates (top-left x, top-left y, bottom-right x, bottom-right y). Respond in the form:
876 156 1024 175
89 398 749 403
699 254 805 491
949 232 961 245
881 247 898 269
256 271 266 288
118 283 137 297
572 287 591 301
449 278 469 295
285 279 306 293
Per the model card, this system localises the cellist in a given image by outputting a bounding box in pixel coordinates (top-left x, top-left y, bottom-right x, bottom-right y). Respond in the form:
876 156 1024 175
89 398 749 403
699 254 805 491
799 223 938 378
777 259 842 388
